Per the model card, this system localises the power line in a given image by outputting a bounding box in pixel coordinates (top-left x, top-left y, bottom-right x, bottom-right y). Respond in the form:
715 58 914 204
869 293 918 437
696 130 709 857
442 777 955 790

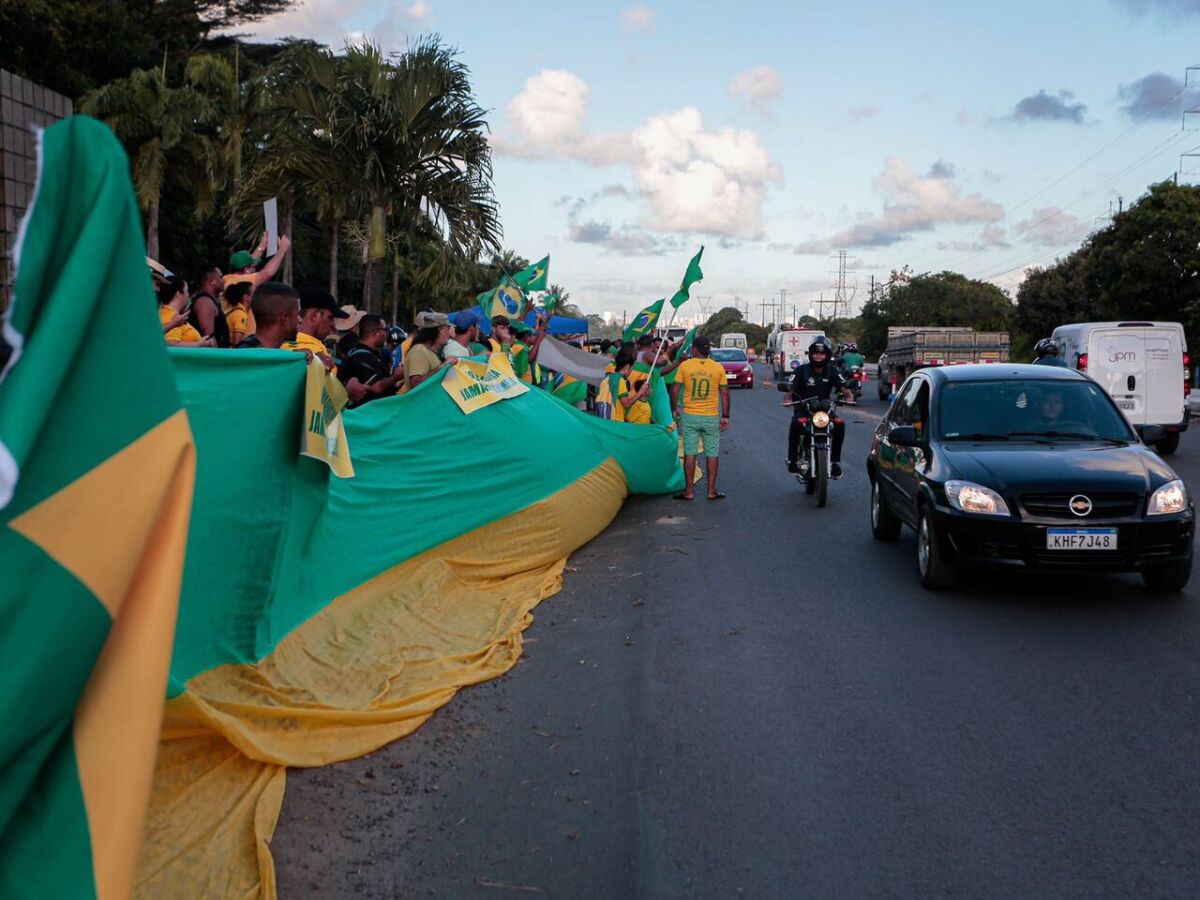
903 83 1188 271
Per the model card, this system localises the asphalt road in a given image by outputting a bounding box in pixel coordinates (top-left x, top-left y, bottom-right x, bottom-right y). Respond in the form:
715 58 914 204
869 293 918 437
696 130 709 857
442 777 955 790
275 363 1200 899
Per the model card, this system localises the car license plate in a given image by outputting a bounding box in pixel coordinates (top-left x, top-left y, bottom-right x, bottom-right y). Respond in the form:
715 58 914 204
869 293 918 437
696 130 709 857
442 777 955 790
1046 528 1118 550
726 374 736 381
1117 400 1136 410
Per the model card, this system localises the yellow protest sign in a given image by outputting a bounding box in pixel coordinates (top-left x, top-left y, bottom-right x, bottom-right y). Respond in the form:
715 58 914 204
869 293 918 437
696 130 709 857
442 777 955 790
301 359 354 477
441 352 530 415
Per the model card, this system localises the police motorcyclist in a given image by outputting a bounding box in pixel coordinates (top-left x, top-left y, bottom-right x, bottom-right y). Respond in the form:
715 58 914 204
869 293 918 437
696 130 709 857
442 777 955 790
786 339 852 479
1032 337 1070 368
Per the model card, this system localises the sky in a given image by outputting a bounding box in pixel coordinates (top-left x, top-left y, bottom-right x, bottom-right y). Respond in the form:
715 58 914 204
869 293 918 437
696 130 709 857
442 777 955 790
243 0 1200 325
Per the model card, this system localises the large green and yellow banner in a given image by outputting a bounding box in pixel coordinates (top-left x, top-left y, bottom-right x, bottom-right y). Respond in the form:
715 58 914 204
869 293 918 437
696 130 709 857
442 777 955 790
0 117 195 900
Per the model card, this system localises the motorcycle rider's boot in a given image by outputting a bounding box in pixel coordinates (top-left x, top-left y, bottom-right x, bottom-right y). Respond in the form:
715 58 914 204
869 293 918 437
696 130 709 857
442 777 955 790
786 459 800 474
831 462 843 479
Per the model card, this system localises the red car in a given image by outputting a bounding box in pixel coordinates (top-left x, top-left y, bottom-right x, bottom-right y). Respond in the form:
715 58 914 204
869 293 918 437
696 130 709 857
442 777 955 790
711 347 754 388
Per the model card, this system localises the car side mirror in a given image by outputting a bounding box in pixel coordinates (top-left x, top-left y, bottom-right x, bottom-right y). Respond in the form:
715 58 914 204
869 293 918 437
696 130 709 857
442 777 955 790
776 381 791 393
1140 425 1165 444
889 425 921 447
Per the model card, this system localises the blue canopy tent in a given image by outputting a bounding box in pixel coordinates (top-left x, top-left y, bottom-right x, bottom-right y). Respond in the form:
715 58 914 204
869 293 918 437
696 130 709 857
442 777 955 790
452 306 588 337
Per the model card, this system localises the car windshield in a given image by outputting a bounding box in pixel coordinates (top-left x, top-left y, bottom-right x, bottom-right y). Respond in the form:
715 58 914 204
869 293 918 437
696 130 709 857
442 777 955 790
711 349 747 362
937 379 1135 442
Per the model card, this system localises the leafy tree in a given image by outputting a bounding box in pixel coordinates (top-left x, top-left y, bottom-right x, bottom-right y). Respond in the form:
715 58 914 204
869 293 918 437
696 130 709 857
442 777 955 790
857 269 1013 357
80 68 218 260
0 0 294 99
1015 181 1200 350
698 306 771 351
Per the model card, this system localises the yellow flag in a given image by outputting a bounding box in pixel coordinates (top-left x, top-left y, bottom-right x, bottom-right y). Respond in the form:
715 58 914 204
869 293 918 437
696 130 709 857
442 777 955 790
441 353 530 415
301 359 354 477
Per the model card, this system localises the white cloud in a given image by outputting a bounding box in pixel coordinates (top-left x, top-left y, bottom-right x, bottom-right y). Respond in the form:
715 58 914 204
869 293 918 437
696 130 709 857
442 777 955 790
238 0 432 48
491 70 627 164
631 107 780 235
790 158 1004 254
846 105 879 123
620 6 656 32
1015 207 1090 246
729 65 784 111
493 69 782 239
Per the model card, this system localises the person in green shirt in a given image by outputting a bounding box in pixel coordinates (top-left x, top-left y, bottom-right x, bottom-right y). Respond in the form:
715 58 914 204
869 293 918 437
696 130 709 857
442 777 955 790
841 343 865 371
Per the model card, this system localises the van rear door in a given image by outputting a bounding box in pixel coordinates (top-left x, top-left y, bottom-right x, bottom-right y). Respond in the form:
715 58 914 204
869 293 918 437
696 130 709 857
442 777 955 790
1142 327 1184 426
1088 327 1147 424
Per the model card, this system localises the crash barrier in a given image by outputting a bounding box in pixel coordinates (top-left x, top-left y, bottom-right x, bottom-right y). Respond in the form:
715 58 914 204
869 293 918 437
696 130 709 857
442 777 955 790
134 352 685 898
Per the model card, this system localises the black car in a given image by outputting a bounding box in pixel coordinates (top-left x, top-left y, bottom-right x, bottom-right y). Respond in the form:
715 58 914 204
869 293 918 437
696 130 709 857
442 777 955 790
866 365 1194 591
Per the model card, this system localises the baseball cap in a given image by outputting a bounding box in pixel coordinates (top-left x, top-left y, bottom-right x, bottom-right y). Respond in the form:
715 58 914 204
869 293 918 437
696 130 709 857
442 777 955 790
229 250 261 269
693 335 712 352
298 285 349 318
452 310 479 331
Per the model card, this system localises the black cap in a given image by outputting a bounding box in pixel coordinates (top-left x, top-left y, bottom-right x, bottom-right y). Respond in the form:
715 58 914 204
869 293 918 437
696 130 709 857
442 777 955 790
693 335 712 352
298 285 348 318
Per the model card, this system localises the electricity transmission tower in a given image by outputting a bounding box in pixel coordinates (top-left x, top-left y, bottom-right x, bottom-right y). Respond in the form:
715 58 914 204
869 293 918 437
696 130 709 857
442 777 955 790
828 250 857 319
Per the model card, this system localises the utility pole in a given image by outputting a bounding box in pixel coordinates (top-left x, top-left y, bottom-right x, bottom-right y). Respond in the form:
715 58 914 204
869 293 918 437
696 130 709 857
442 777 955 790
778 289 788 325
758 297 772 327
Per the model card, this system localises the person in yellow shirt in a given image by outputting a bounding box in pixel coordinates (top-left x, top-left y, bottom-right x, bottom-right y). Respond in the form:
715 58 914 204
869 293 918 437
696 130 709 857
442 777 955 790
281 285 348 376
399 312 455 394
595 350 650 421
222 234 292 294
223 281 255 345
670 336 729 500
157 276 213 347
626 377 653 424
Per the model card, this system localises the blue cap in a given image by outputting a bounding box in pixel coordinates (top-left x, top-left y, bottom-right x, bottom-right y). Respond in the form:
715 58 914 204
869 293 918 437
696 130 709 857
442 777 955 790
453 310 478 331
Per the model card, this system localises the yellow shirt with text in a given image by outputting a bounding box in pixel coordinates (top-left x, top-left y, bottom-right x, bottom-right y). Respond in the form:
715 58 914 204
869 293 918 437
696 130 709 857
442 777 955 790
676 357 725 416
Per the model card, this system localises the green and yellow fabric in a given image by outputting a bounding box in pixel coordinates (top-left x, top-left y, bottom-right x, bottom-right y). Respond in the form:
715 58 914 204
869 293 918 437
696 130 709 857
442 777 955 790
138 353 684 897
0 117 195 900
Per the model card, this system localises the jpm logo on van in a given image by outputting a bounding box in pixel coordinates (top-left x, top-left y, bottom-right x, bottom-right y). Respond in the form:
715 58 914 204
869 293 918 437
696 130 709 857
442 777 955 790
1107 347 1137 363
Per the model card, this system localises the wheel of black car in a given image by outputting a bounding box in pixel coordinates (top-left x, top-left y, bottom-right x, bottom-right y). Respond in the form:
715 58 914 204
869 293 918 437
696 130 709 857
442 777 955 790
917 506 958 591
870 478 901 541
1142 555 1192 592
1156 432 1180 455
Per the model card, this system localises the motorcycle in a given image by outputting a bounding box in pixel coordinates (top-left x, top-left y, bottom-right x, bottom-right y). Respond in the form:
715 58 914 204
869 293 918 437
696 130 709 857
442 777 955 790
777 386 840 508
846 365 864 403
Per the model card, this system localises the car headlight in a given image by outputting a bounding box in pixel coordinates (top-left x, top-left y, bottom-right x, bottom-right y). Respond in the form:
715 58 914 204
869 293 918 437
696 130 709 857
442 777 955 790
812 411 830 428
1148 479 1188 515
945 480 1011 516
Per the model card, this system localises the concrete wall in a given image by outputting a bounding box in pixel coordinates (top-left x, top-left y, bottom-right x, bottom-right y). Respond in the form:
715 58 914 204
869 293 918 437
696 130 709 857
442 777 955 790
1 70 74 311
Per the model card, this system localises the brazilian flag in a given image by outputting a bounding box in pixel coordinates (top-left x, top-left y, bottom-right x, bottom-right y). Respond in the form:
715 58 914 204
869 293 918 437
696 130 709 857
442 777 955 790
512 254 549 292
0 117 195 898
479 275 527 321
622 298 665 343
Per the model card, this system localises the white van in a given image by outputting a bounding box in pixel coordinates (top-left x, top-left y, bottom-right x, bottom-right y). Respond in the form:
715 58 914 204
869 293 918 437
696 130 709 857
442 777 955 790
774 329 826 381
1051 321 1190 454
720 333 747 350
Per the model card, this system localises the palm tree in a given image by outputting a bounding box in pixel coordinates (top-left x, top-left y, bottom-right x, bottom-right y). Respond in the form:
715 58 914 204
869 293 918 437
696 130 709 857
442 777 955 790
237 44 358 295
336 39 502 310
81 68 218 259
184 48 264 200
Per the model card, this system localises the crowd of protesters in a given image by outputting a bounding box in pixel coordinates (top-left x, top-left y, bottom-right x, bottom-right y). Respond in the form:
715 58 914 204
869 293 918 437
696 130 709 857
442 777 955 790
152 237 711 439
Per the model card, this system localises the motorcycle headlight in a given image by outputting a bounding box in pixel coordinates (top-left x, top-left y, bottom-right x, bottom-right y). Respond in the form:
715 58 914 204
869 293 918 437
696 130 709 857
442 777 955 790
1148 479 1187 515
812 411 830 428
945 480 1011 517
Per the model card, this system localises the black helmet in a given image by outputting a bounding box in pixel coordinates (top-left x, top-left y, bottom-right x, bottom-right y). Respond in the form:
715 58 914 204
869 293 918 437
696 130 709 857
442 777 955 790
808 338 832 357
387 325 407 345
1034 338 1058 358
